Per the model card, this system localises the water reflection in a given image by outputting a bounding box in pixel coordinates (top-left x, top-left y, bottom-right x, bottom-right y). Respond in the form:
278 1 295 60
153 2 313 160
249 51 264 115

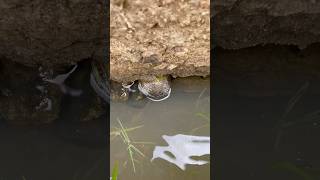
110 77 210 180
42 64 83 96
151 134 210 170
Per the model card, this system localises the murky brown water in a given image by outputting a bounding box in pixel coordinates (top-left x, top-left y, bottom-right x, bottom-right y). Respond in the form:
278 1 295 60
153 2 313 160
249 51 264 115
0 60 108 180
0 59 210 179
110 77 210 180
213 82 320 180
213 45 320 180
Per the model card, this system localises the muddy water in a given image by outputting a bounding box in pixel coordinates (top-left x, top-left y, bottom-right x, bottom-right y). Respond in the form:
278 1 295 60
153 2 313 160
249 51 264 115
0 59 210 179
110 77 210 180
214 82 320 180
213 45 320 180
0 123 107 179
0 60 108 179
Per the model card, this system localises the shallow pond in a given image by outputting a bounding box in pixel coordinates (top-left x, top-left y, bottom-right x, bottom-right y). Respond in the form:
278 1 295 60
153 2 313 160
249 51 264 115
110 77 210 180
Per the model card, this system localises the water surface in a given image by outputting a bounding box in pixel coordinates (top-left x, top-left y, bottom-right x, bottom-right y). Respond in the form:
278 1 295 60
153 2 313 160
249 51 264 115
110 77 210 180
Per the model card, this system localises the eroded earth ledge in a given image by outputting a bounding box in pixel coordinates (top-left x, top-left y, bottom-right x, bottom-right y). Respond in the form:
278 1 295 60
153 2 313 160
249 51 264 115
213 0 320 49
0 0 105 68
1 0 320 82
110 0 210 82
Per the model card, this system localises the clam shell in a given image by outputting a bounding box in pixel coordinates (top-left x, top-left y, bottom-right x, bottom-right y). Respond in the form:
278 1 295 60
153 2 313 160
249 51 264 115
138 76 171 101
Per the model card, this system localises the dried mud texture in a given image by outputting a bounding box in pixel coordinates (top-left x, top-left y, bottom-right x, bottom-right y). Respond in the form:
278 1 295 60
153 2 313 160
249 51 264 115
110 0 210 82
213 0 320 49
0 0 105 68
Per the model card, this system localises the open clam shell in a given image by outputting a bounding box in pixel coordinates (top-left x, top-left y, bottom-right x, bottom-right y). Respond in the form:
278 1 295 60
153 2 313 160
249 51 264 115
138 76 171 101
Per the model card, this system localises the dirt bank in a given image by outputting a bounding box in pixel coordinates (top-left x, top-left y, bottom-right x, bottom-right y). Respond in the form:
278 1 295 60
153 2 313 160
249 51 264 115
213 0 320 49
0 0 105 68
0 0 209 82
2 0 320 82
110 0 210 82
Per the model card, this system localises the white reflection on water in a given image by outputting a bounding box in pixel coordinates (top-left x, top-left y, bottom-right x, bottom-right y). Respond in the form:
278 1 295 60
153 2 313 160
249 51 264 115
151 134 210 170
42 64 83 96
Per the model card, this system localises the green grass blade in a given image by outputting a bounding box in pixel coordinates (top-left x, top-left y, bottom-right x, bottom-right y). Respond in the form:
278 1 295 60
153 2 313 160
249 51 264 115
283 82 309 119
111 162 119 180
130 145 146 157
